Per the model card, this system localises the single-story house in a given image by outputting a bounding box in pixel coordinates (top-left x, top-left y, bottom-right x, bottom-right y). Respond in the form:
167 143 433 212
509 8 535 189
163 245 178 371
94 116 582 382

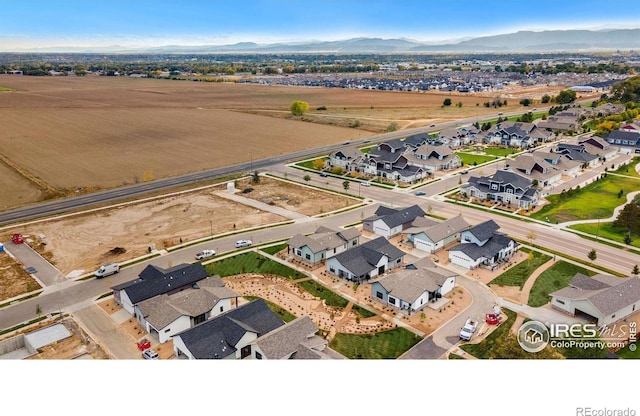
556 143 600 168
286 226 360 266
172 299 285 359
326 237 406 283
505 154 562 187
532 150 582 178
370 257 457 313
363 204 427 238
448 220 517 270
578 136 618 162
550 273 640 326
112 263 208 315
134 277 239 343
252 316 329 359
403 215 470 253
461 168 540 209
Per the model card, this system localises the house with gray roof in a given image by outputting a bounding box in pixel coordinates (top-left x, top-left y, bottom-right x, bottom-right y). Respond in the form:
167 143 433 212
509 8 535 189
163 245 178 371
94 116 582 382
286 226 360 266
363 204 427 238
448 220 516 270
403 215 470 253
134 277 239 343
362 147 427 183
252 316 329 360
604 130 640 154
532 150 582 178
505 154 562 186
460 168 540 209
112 263 209 315
405 144 462 172
556 143 600 168
172 299 286 359
327 147 364 172
370 257 457 314
550 273 640 326
578 136 618 161
326 237 406 283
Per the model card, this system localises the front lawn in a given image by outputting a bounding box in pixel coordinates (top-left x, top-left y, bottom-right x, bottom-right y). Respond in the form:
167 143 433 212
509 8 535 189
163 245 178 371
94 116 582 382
483 147 518 157
261 243 287 255
206 252 306 280
527 261 595 307
456 152 497 166
612 157 640 178
531 174 640 222
297 279 349 308
488 249 551 288
329 327 422 359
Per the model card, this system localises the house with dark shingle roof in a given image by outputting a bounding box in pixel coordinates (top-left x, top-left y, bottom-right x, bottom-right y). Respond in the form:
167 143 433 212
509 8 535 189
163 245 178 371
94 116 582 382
460 168 540 209
604 130 640 154
172 299 286 359
448 220 516 270
286 226 360 266
370 257 457 313
112 263 209 315
550 274 640 326
327 147 364 172
134 277 239 343
326 237 405 283
403 215 470 253
405 144 462 172
578 136 618 161
505 154 562 186
363 204 427 238
362 147 427 183
252 316 329 360
556 143 600 168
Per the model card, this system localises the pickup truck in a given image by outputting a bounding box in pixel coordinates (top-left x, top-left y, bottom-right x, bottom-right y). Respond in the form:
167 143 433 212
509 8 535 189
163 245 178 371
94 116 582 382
459 318 479 341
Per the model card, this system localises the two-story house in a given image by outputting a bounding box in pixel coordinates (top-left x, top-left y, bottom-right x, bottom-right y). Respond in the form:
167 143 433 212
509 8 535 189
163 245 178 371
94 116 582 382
461 168 540 209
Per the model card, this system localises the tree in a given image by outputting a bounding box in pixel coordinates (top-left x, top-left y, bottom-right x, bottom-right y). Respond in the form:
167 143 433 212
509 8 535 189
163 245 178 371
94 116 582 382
386 122 398 132
312 158 325 170
251 170 260 184
541 94 551 103
613 202 640 235
526 231 537 244
588 249 597 261
303 174 311 182
555 89 577 104
633 265 639 276
443 98 452 106
342 180 350 192
290 100 309 116
519 98 532 106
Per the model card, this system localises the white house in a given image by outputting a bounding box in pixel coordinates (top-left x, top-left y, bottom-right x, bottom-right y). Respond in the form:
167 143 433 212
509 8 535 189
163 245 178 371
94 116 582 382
448 220 516 270
363 204 427 238
370 258 457 313
404 215 470 253
286 226 360 266
326 237 405 283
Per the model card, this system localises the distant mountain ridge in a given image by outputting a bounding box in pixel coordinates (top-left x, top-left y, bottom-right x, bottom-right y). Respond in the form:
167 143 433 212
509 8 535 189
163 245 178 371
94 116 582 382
8 28 640 53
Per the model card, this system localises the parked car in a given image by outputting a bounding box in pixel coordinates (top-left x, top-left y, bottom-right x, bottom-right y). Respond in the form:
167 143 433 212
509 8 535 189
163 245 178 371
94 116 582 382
460 169 468 174
95 262 120 278
319 172 327 177
195 249 216 260
235 239 252 248
142 349 159 360
459 318 479 341
415 191 426 196
361 181 371 187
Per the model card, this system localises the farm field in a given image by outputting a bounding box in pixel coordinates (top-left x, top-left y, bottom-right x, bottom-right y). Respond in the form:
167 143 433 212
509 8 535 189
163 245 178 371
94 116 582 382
0 75 574 210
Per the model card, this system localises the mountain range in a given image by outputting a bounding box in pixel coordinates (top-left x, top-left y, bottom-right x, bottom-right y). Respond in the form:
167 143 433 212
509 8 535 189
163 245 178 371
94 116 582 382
11 29 640 53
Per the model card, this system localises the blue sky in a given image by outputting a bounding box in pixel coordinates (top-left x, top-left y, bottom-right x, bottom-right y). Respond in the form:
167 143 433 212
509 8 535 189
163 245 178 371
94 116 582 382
2 0 640 50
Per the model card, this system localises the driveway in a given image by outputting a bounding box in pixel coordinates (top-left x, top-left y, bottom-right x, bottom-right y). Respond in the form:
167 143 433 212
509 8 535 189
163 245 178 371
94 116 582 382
3 240 66 286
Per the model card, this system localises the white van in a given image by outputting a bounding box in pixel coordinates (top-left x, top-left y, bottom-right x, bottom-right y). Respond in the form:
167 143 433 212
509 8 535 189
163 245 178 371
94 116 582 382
95 262 120 278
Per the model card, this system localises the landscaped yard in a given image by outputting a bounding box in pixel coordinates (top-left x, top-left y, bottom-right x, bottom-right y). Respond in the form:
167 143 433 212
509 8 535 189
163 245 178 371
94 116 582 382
612 157 640 178
329 327 422 359
527 261 596 307
483 147 519 157
531 174 640 222
569 222 640 249
206 252 306 280
488 249 551 288
456 152 497 166
298 279 350 308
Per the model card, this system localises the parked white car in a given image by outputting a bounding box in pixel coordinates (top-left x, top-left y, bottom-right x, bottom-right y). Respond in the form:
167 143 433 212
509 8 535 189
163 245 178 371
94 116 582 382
195 249 216 260
235 239 252 248
142 349 159 360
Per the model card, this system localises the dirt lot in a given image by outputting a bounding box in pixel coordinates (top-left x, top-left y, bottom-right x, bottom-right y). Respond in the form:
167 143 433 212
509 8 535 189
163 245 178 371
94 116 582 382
0 251 41 302
0 75 590 210
1 176 356 276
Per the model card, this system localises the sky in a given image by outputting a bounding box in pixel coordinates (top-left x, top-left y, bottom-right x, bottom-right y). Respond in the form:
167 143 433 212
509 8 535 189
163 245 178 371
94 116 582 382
2 0 640 50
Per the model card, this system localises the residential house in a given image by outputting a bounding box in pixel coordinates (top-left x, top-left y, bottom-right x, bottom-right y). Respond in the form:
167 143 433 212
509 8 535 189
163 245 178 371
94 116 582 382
252 316 329 359
505 154 562 186
531 150 582 178
363 146 426 183
578 136 618 161
461 168 540 209
134 277 239 343
112 263 208 315
594 103 626 117
483 121 542 148
537 114 581 134
326 237 406 283
403 133 432 148
604 130 640 154
327 147 363 172
550 273 640 326
370 257 457 313
448 220 517 270
556 143 600 168
405 144 462 172
172 299 286 359
403 215 470 253
286 226 360 266
363 204 427 238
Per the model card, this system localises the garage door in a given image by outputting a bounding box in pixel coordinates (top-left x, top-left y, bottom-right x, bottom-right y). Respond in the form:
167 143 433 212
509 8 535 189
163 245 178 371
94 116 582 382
414 239 433 253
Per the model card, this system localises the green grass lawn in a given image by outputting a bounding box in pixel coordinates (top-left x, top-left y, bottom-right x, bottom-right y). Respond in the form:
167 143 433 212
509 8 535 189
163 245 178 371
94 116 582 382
456 152 497 166
612 157 640 178
329 327 422 359
206 252 306 280
459 308 516 359
569 222 640 249
352 304 377 318
488 250 551 288
527 261 595 307
616 342 640 358
531 174 640 222
483 147 518 157
0 86 15 92
297 279 349 308
260 243 287 255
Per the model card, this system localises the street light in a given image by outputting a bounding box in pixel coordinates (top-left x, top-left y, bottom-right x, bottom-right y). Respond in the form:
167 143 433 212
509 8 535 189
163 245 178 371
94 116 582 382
209 219 213 238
